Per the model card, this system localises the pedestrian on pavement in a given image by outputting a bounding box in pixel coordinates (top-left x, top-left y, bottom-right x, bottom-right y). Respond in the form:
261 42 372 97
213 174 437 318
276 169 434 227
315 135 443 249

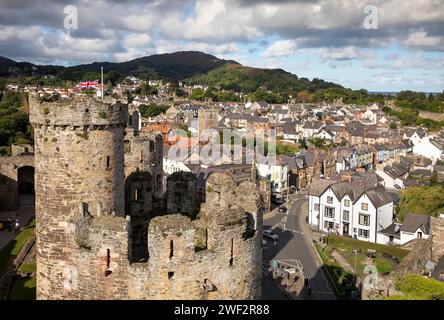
15 217 20 232
7 217 12 232
307 286 311 296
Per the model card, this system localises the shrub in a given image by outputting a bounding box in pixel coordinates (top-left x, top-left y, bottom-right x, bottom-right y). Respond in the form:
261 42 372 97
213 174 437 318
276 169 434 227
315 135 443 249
99 111 107 119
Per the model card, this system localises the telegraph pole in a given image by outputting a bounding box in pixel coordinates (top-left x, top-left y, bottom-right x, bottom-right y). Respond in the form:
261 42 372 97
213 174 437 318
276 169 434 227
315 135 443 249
101 66 104 100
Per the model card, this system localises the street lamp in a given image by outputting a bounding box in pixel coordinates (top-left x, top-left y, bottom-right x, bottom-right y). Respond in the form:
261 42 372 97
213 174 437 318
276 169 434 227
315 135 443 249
352 249 358 275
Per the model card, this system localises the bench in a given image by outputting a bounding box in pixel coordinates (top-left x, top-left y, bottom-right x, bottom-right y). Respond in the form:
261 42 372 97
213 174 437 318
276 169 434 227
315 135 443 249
382 252 393 259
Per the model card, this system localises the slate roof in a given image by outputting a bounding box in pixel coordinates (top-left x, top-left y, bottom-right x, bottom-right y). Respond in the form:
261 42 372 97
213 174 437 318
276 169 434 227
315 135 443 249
364 186 394 208
304 151 318 167
303 121 324 130
379 223 401 239
400 213 430 234
404 128 426 139
334 148 355 162
308 172 386 207
282 122 297 134
307 178 337 196
430 139 444 151
383 162 409 179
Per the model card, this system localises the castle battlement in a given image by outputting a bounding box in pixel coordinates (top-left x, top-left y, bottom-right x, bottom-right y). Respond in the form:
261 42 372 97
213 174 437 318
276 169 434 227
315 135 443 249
29 93 128 127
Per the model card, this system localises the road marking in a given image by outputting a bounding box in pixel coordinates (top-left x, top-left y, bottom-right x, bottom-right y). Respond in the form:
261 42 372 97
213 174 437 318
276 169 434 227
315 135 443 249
270 215 304 235
287 229 304 235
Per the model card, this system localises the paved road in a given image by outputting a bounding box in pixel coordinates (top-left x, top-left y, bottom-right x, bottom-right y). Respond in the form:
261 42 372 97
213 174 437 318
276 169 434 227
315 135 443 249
262 197 336 300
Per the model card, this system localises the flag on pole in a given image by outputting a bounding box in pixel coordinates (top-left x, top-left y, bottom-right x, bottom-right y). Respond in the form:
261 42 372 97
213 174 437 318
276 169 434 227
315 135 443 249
77 80 99 89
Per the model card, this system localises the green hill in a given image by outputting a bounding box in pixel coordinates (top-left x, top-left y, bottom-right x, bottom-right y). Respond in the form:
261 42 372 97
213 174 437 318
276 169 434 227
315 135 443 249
187 62 343 95
55 51 239 81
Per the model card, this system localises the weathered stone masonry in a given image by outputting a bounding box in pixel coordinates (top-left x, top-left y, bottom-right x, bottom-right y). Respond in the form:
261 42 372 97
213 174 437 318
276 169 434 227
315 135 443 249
29 94 263 300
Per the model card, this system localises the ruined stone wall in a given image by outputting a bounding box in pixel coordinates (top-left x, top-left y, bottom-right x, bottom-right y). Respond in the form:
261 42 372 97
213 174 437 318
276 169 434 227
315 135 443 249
166 172 198 219
65 214 131 299
393 238 432 277
124 129 163 195
431 217 444 262
128 173 263 300
30 94 127 299
0 155 34 210
39 171 262 300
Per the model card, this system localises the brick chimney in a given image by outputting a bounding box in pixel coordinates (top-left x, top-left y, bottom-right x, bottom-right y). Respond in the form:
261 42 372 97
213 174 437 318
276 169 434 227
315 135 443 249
341 173 353 183
356 167 365 173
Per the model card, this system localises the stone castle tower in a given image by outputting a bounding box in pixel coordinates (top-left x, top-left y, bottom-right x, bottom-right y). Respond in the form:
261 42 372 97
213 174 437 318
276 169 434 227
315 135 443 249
29 94 263 300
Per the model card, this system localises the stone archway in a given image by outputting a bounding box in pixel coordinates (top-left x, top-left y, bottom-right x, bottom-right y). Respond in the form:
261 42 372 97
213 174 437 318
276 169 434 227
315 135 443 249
17 166 35 207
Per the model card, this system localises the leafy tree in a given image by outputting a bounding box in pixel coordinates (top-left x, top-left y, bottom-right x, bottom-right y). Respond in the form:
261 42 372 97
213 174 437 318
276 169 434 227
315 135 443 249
296 90 315 103
139 83 158 96
138 103 169 118
105 70 123 86
308 137 333 150
0 91 32 149
189 88 206 101
299 138 308 150
396 185 444 221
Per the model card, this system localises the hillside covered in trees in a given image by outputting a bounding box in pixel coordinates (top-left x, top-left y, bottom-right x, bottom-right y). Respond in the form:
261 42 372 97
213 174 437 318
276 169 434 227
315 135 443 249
396 185 444 221
0 90 32 155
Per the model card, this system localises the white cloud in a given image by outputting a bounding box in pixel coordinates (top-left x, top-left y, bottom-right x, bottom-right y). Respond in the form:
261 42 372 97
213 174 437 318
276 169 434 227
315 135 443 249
318 46 373 61
406 31 444 50
263 40 297 58
363 52 444 70
160 0 262 42
124 33 151 48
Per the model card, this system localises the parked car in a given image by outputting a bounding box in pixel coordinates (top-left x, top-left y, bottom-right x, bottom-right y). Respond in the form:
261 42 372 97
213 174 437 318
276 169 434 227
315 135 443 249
263 229 279 241
278 206 287 213
271 193 284 204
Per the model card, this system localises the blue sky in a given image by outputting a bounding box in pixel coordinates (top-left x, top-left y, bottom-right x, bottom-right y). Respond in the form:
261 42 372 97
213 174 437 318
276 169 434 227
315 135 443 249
0 0 443 92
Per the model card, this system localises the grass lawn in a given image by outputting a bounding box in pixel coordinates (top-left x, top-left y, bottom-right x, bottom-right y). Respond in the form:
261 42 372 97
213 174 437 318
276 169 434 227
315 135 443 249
386 275 444 300
9 276 36 300
374 258 393 274
18 262 36 274
0 220 35 277
325 235 408 279
326 235 409 260
343 253 394 278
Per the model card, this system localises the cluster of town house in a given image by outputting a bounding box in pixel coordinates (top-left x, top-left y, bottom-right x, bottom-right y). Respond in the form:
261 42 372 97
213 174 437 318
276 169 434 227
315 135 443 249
12 82 444 246
308 172 394 243
307 171 439 245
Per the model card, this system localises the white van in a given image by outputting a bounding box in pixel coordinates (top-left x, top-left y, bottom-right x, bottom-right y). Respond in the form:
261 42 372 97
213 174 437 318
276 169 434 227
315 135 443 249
271 193 284 204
